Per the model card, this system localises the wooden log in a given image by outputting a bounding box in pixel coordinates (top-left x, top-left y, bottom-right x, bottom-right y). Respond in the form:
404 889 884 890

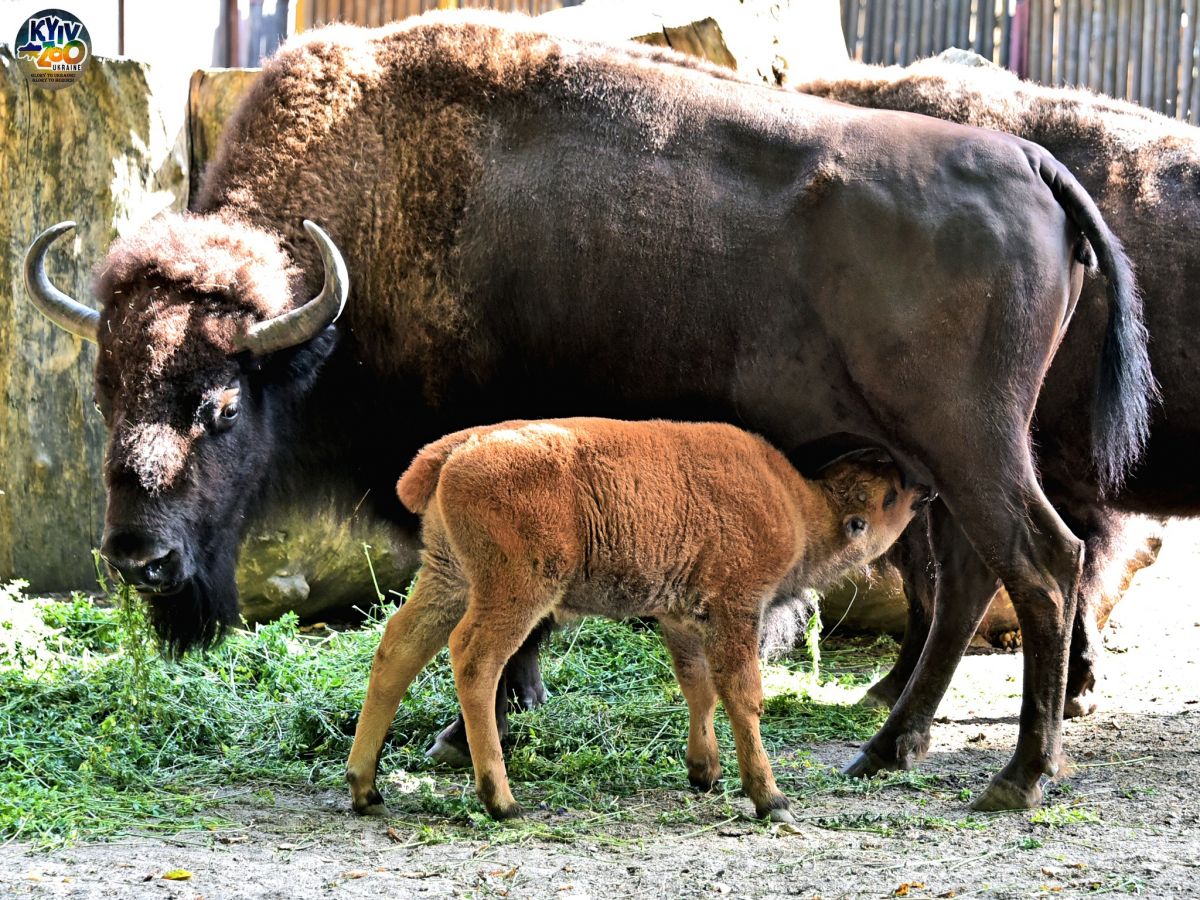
0 47 183 591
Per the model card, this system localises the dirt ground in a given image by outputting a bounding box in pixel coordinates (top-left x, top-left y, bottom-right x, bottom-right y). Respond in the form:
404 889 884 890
3 522 1199 899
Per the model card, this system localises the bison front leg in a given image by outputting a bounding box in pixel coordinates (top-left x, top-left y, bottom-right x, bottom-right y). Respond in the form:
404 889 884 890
860 511 938 710
704 609 793 824
660 620 721 791
426 619 552 767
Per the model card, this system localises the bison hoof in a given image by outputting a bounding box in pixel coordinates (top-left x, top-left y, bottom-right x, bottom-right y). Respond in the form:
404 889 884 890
858 684 897 711
1063 691 1099 719
841 745 898 779
425 726 473 769
970 775 1043 812
514 682 548 712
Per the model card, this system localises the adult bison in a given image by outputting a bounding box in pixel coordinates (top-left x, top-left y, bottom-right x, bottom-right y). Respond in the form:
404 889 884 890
24 13 1152 811
786 57 1194 776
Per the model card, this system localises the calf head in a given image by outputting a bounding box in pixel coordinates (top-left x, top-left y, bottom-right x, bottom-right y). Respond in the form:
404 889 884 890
816 449 931 574
25 214 348 655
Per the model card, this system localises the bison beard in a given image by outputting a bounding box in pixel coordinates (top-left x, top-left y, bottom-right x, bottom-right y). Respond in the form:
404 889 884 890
146 530 242 658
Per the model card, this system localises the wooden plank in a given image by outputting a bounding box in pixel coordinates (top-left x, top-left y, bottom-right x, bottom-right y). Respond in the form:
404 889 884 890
999 0 1013 67
955 0 974 49
982 0 996 60
1060 0 1074 84
1042 0 1055 83
1166 0 1183 116
932 0 947 53
921 0 940 57
1079 0 1092 86
1124 0 1138 100
1137 0 1153 104
878 0 897 63
861 0 874 61
1152 0 1167 111
1028 0 1042 80
1114 0 1130 97
1190 0 1200 121
1181 0 1198 119
1102 0 1117 95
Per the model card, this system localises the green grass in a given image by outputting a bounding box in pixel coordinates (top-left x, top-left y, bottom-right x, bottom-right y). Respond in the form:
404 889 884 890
0 578 890 845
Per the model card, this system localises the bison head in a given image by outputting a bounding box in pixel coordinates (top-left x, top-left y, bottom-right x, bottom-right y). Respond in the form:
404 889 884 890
24 214 348 655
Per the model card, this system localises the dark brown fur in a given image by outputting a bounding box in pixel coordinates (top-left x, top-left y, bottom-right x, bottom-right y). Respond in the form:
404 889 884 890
77 12 1154 809
793 58 1193 735
347 418 922 820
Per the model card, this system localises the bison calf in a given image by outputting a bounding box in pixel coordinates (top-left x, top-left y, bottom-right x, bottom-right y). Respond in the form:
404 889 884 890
345 418 926 821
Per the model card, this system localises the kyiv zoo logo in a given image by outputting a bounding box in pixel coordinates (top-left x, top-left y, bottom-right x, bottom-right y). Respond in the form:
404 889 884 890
14 9 91 91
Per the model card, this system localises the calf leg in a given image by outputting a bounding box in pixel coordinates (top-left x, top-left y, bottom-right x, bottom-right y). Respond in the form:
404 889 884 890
346 561 467 814
426 619 553 767
704 610 793 823
450 580 560 820
660 621 722 790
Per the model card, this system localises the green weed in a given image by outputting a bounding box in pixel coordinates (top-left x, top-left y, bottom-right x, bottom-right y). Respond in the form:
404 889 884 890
0 580 896 845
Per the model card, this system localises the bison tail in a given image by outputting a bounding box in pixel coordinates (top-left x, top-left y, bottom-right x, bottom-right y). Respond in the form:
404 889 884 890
397 420 532 514
1035 151 1159 491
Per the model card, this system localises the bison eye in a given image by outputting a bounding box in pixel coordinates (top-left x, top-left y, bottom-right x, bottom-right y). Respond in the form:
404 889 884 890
210 385 241 433
844 516 869 540
882 488 897 510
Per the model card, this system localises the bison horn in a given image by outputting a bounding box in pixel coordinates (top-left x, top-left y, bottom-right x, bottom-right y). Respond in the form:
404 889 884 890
23 221 100 343
234 220 349 355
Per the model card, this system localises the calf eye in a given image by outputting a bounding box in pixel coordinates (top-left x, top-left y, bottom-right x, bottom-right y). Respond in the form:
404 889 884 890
882 488 897 510
844 516 869 539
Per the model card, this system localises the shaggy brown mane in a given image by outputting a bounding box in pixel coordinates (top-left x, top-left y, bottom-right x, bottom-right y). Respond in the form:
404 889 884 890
95 213 299 323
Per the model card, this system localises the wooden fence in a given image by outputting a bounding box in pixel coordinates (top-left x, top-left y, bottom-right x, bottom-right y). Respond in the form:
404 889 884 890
298 0 581 29
843 0 1200 123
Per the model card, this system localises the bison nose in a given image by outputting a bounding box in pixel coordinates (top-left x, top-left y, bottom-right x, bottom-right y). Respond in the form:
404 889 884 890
102 530 184 593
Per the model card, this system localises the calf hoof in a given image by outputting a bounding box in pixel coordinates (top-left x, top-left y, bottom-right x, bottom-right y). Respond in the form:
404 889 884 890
755 794 793 822
486 801 524 821
425 724 473 769
345 768 386 816
1063 691 1098 720
686 761 722 792
347 781 387 817
970 775 1043 812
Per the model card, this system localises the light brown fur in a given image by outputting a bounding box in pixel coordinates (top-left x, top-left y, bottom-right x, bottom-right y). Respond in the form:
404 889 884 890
346 418 923 821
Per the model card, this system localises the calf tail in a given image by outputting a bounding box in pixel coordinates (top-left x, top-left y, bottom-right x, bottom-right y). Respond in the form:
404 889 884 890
397 420 531 514
1033 149 1158 491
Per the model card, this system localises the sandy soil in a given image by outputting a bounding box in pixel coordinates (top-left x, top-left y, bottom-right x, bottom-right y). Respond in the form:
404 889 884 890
3 523 1198 899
